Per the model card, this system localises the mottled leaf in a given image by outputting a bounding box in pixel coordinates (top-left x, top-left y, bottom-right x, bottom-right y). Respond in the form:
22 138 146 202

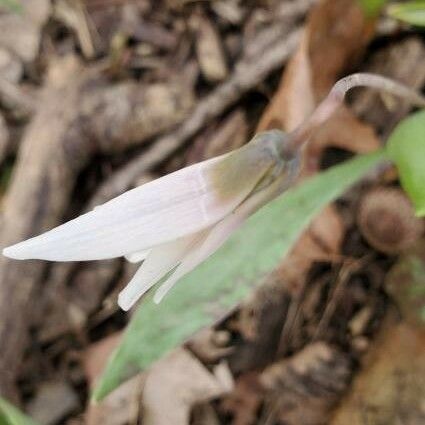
93 151 384 401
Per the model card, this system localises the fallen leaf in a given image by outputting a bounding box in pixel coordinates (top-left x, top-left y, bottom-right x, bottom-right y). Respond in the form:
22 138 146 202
142 348 233 425
0 0 50 62
192 9 228 82
191 403 221 425
26 381 79 425
219 372 263 425
330 316 425 425
187 328 234 364
86 378 142 425
83 333 123 388
83 333 142 425
0 47 23 83
260 342 352 425
385 240 425 327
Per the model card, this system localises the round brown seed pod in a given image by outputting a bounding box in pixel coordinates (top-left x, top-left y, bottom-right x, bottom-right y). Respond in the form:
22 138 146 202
357 187 423 254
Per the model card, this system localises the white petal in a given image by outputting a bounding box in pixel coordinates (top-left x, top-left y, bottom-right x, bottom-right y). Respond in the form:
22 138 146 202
153 169 289 303
3 138 279 262
118 230 207 311
124 249 151 263
153 212 244 303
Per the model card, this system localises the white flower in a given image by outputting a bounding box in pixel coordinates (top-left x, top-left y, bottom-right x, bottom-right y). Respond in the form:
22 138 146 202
4 73 424 310
3 130 297 310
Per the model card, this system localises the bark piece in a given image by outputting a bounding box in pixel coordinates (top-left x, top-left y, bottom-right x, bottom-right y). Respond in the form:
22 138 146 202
0 48 23 84
260 343 351 425
193 10 228 83
0 0 50 62
330 318 425 425
54 0 96 59
385 240 425 328
27 381 79 425
37 259 119 343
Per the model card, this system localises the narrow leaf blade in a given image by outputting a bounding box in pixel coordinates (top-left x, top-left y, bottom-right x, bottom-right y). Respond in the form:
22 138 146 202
0 398 40 425
358 0 389 17
93 151 384 401
387 2 425 27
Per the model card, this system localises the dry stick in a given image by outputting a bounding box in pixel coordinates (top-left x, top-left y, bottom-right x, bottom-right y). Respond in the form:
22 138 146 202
312 260 360 341
89 28 302 208
282 73 425 158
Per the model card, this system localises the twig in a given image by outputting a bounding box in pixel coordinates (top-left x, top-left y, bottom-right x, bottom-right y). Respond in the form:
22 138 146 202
312 259 362 341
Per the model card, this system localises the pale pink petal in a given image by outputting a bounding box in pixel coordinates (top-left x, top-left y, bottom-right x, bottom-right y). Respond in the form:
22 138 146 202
3 137 280 262
118 230 208 311
153 171 287 303
153 213 243 303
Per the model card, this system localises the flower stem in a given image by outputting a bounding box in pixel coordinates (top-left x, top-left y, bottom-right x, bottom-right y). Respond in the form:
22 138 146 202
279 73 425 159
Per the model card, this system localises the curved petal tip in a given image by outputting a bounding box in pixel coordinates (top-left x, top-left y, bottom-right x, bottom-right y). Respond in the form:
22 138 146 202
117 292 133 312
3 244 27 260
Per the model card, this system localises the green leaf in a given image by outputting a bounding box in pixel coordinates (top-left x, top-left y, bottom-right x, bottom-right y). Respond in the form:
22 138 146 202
0 398 39 425
386 110 425 216
387 1 425 26
358 0 389 17
93 150 385 401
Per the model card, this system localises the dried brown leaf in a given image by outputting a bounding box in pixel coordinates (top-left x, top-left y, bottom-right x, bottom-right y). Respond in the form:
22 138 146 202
142 348 233 425
260 343 351 425
192 10 228 83
27 381 79 425
83 333 123 388
330 318 425 425
83 333 143 425
186 109 248 164
219 372 263 425
0 0 50 62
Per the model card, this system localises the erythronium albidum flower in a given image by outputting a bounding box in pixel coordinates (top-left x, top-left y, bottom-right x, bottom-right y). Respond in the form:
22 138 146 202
3 74 425 310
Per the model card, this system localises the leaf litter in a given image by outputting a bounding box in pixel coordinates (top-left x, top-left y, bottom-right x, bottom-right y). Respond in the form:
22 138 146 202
0 0 424 424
